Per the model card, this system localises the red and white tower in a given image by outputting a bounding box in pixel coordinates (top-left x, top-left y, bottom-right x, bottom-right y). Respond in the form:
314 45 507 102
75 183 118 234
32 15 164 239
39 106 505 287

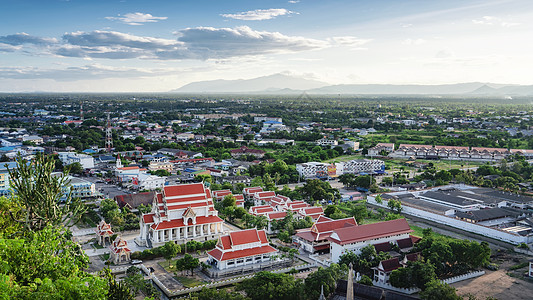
105 112 113 152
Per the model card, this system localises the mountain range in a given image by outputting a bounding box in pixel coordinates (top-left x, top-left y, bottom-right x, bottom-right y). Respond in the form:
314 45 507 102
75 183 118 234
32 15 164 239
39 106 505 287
170 73 533 96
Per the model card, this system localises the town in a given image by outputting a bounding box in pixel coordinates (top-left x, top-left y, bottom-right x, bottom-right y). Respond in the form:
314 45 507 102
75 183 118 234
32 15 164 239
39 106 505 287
0 94 532 299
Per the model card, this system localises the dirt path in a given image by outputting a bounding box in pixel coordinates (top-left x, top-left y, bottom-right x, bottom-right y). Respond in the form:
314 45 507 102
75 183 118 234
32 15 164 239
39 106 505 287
452 269 533 300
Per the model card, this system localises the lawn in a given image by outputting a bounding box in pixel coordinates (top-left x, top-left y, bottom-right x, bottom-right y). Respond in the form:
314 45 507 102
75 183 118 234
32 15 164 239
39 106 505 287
93 243 104 249
175 275 208 288
409 224 453 241
158 259 180 272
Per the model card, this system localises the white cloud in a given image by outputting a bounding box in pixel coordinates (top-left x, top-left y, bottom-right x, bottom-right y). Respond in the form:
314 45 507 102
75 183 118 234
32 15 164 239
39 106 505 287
0 64 171 81
288 0 300 3
0 32 57 45
472 16 520 27
105 12 167 25
221 9 295 21
329 36 371 47
1 26 328 60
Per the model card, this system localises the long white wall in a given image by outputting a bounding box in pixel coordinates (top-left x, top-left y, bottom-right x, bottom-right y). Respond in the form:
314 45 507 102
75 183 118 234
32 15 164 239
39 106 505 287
367 196 532 245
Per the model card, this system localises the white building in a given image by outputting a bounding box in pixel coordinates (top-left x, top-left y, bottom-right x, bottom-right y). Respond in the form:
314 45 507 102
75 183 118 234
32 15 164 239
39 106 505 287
206 228 278 271
316 138 338 146
296 162 330 179
328 218 413 263
58 152 95 169
341 159 385 175
137 183 224 247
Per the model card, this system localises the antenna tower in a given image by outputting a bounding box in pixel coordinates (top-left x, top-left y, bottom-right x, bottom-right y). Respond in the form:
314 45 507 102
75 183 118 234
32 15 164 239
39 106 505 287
80 101 84 121
105 112 113 152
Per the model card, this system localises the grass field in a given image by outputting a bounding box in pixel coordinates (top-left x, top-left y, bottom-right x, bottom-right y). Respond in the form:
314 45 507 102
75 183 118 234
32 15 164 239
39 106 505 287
175 276 208 288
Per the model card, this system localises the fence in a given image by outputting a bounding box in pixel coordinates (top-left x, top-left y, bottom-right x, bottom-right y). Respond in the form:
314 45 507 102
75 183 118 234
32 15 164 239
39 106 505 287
372 270 485 295
147 262 315 298
367 196 530 245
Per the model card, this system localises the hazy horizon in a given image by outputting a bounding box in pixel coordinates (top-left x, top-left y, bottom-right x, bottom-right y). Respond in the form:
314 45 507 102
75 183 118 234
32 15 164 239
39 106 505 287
1 0 533 92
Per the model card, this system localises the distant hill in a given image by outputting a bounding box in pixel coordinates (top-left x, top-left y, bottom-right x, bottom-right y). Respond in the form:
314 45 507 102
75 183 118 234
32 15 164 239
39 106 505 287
170 73 328 93
169 74 533 95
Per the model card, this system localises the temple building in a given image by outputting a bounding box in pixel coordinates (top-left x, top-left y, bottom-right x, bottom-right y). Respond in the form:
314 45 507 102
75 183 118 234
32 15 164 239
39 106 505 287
110 236 132 264
96 220 114 246
136 183 225 247
328 218 414 263
293 216 357 253
206 228 278 271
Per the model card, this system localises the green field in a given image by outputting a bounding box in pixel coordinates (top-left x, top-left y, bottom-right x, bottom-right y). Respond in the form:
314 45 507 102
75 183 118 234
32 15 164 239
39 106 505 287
175 276 208 288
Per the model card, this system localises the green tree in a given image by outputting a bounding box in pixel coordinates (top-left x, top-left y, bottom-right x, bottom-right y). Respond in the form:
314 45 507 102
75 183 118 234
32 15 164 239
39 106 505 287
222 194 237 208
176 254 199 276
419 280 461 300
238 271 304 300
161 241 180 268
8 155 86 231
68 162 84 175
304 264 346 299
103 268 134 300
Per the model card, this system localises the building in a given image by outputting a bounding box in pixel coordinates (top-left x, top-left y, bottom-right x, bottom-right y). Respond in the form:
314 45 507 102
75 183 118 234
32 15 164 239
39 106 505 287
373 253 421 284
206 228 278 271
115 191 156 209
65 175 96 198
254 116 282 123
294 216 357 253
136 183 225 247
0 161 17 196
148 161 174 173
158 148 202 159
341 159 385 175
57 152 95 169
316 138 338 146
22 135 44 145
96 220 114 246
109 236 132 264
296 162 330 179
230 146 265 159
328 218 413 263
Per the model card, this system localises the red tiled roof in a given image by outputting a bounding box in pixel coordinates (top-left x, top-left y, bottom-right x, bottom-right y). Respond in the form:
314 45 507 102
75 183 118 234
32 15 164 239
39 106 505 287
164 183 205 198
257 230 268 243
328 219 412 246
230 229 261 246
380 257 401 272
208 245 277 261
118 166 139 171
150 215 223 230
166 201 208 211
314 244 330 251
302 207 324 215
250 205 271 212
218 235 232 250
143 213 155 224
165 195 209 204
315 215 333 223
313 217 357 234
233 194 244 200
267 211 287 220
295 230 317 242
254 207 274 215
213 190 232 198
243 187 263 195
255 191 276 198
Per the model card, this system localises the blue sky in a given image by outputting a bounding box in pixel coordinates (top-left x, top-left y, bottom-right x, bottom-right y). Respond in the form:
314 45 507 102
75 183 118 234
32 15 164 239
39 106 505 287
1 0 532 92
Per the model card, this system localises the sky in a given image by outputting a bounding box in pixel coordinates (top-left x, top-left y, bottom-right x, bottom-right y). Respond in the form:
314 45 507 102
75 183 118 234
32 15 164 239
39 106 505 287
1 0 533 92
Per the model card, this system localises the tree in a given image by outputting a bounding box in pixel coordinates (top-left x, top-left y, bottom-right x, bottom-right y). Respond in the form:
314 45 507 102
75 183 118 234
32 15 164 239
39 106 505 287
238 271 304 300
8 155 86 231
304 264 346 299
161 241 180 268
176 254 199 276
103 268 135 300
190 287 247 300
222 194 237 208
419 280 461 300
387 199 402 214
68 162 84 175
